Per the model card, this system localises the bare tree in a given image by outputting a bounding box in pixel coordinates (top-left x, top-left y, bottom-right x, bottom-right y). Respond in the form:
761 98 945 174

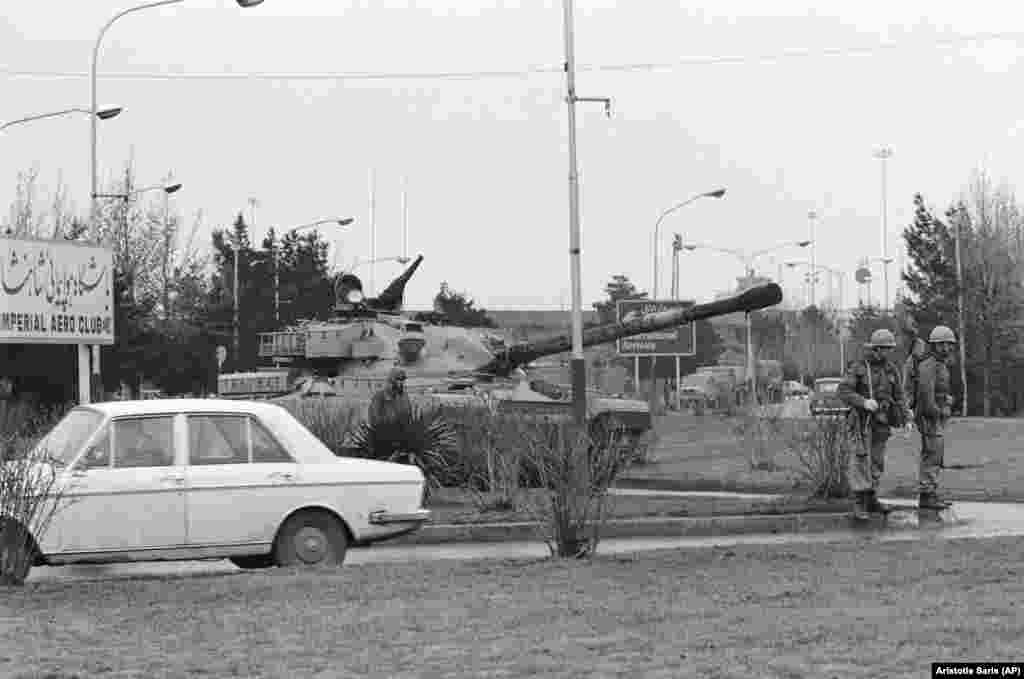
952 169 1024 415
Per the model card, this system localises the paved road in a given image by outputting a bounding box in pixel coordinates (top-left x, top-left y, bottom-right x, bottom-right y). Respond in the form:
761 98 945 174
25 492 1024 585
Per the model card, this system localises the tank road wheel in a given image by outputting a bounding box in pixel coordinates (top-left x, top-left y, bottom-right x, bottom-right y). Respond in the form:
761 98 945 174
229 555 275 569
273 510 348 567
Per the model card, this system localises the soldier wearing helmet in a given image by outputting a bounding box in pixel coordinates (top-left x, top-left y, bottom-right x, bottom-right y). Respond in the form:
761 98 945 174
837 327 911 520
914 325 957 510
368 367 411 427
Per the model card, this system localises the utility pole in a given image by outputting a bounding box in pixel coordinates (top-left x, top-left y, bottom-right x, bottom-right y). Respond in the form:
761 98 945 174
875 147 892 312
808 210 818 380
369 169 376 295
232 228 240 368
402 176 409 261
562 0 611 424
954 207 968 416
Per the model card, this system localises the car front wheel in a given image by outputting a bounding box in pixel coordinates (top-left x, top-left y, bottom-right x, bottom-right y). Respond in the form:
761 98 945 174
273 511 348 567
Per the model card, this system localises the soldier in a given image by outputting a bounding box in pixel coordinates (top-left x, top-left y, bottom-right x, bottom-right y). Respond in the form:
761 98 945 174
368 367 412 427
837 328 911 520
914 325 957 510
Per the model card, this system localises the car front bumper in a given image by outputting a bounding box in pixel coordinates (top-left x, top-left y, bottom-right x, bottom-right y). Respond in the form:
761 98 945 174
368 509 433 525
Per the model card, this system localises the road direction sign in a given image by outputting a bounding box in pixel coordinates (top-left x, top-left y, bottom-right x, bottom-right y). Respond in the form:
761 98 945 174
615 299 696 357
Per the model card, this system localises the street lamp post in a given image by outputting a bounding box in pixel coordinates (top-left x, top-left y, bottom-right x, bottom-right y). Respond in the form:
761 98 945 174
562 0 611 425
652 189 727 298
787 261 846 369
874 147 893 312
88 0 262 401
258 218 354 324
952 206 968 416
90 0 263 220
684 240 810 405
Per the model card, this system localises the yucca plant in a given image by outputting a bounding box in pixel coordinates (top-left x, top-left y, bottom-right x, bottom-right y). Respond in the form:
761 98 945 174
348 406 458 497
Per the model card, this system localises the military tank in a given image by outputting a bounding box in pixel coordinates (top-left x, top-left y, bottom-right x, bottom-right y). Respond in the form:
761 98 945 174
218 255 783 453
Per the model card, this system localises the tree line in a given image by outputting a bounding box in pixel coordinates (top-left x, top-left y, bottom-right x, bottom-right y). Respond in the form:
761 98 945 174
6 162 1024 415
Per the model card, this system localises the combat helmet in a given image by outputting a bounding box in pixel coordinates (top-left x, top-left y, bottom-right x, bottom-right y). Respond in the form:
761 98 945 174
928 325 957 344
868 328 897 348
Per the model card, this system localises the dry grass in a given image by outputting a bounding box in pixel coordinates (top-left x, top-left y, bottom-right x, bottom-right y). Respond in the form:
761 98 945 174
3 536 1022 678
427 487 848 524
628 413 1024 500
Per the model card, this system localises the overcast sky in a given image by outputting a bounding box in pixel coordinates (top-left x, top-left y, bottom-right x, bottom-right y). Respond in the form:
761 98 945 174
4 1 1024 311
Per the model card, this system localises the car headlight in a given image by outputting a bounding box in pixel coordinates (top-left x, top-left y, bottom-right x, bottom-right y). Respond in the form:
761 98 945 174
347 289 364 304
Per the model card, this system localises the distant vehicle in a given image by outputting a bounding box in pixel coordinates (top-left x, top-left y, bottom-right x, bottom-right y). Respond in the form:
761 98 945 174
810 377 848 416
3 399 431 582
783 380 810 400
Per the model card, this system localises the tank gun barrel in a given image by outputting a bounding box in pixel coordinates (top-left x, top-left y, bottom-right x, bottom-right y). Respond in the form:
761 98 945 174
477 282 783 377
369 254 424 311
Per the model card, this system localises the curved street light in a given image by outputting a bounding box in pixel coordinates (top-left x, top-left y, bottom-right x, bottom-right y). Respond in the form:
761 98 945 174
1 107 122 133
652 188 726 298
253 217 355 324
787 260 848 368
90 0 264 210
94 182 182 200
683 238 811 406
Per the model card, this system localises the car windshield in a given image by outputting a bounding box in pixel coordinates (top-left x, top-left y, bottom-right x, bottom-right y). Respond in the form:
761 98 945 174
817 381 840 393
32 408 105 466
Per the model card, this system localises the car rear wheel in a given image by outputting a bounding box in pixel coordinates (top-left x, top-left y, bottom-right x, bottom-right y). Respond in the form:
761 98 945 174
229 555 275 569
273 511 348 567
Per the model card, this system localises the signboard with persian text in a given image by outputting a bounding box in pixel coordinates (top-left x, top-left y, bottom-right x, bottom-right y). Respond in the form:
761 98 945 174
0 236 114 344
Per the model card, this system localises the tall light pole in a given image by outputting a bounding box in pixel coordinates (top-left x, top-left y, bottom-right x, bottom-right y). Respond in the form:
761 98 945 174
874 146 893 312
259 218 354 324
684 239 810 405
952 206 968 416
562 0 611 425
652 188 727 298
788 261 846 369
91 0 263 222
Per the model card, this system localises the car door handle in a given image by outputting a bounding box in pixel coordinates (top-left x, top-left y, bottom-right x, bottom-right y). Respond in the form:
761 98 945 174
267 471 295 482
160 474 185 485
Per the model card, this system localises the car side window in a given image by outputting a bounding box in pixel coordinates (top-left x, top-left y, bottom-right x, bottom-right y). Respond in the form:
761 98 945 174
113 417 175 469
79 426 111 470
189 415 248 465
250 418 293 463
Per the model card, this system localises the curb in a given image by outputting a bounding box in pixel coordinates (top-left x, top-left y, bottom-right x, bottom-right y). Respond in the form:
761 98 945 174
383 512 855 546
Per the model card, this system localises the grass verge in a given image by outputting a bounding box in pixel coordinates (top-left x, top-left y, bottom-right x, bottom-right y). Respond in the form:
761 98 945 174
628 413 1024 501
3 536 1022 678
427 487 849 525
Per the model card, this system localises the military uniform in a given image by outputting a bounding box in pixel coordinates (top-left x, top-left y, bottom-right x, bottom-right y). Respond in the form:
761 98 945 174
837 355 907 500
915 352 952 498
368 369 412 427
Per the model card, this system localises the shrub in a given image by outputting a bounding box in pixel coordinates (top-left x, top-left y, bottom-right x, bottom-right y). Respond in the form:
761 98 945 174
347 407 458 498
785 415 856 499
731 408 786 471
275 399 362 456
516 418 633 559
1 435 67 586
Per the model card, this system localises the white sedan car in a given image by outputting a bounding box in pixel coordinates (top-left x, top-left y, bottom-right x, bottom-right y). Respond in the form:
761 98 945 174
6 399 431 579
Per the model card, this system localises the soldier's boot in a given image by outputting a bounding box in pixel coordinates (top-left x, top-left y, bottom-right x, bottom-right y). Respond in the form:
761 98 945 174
919 492 952 510
864 490 892 514
851 492 871 521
